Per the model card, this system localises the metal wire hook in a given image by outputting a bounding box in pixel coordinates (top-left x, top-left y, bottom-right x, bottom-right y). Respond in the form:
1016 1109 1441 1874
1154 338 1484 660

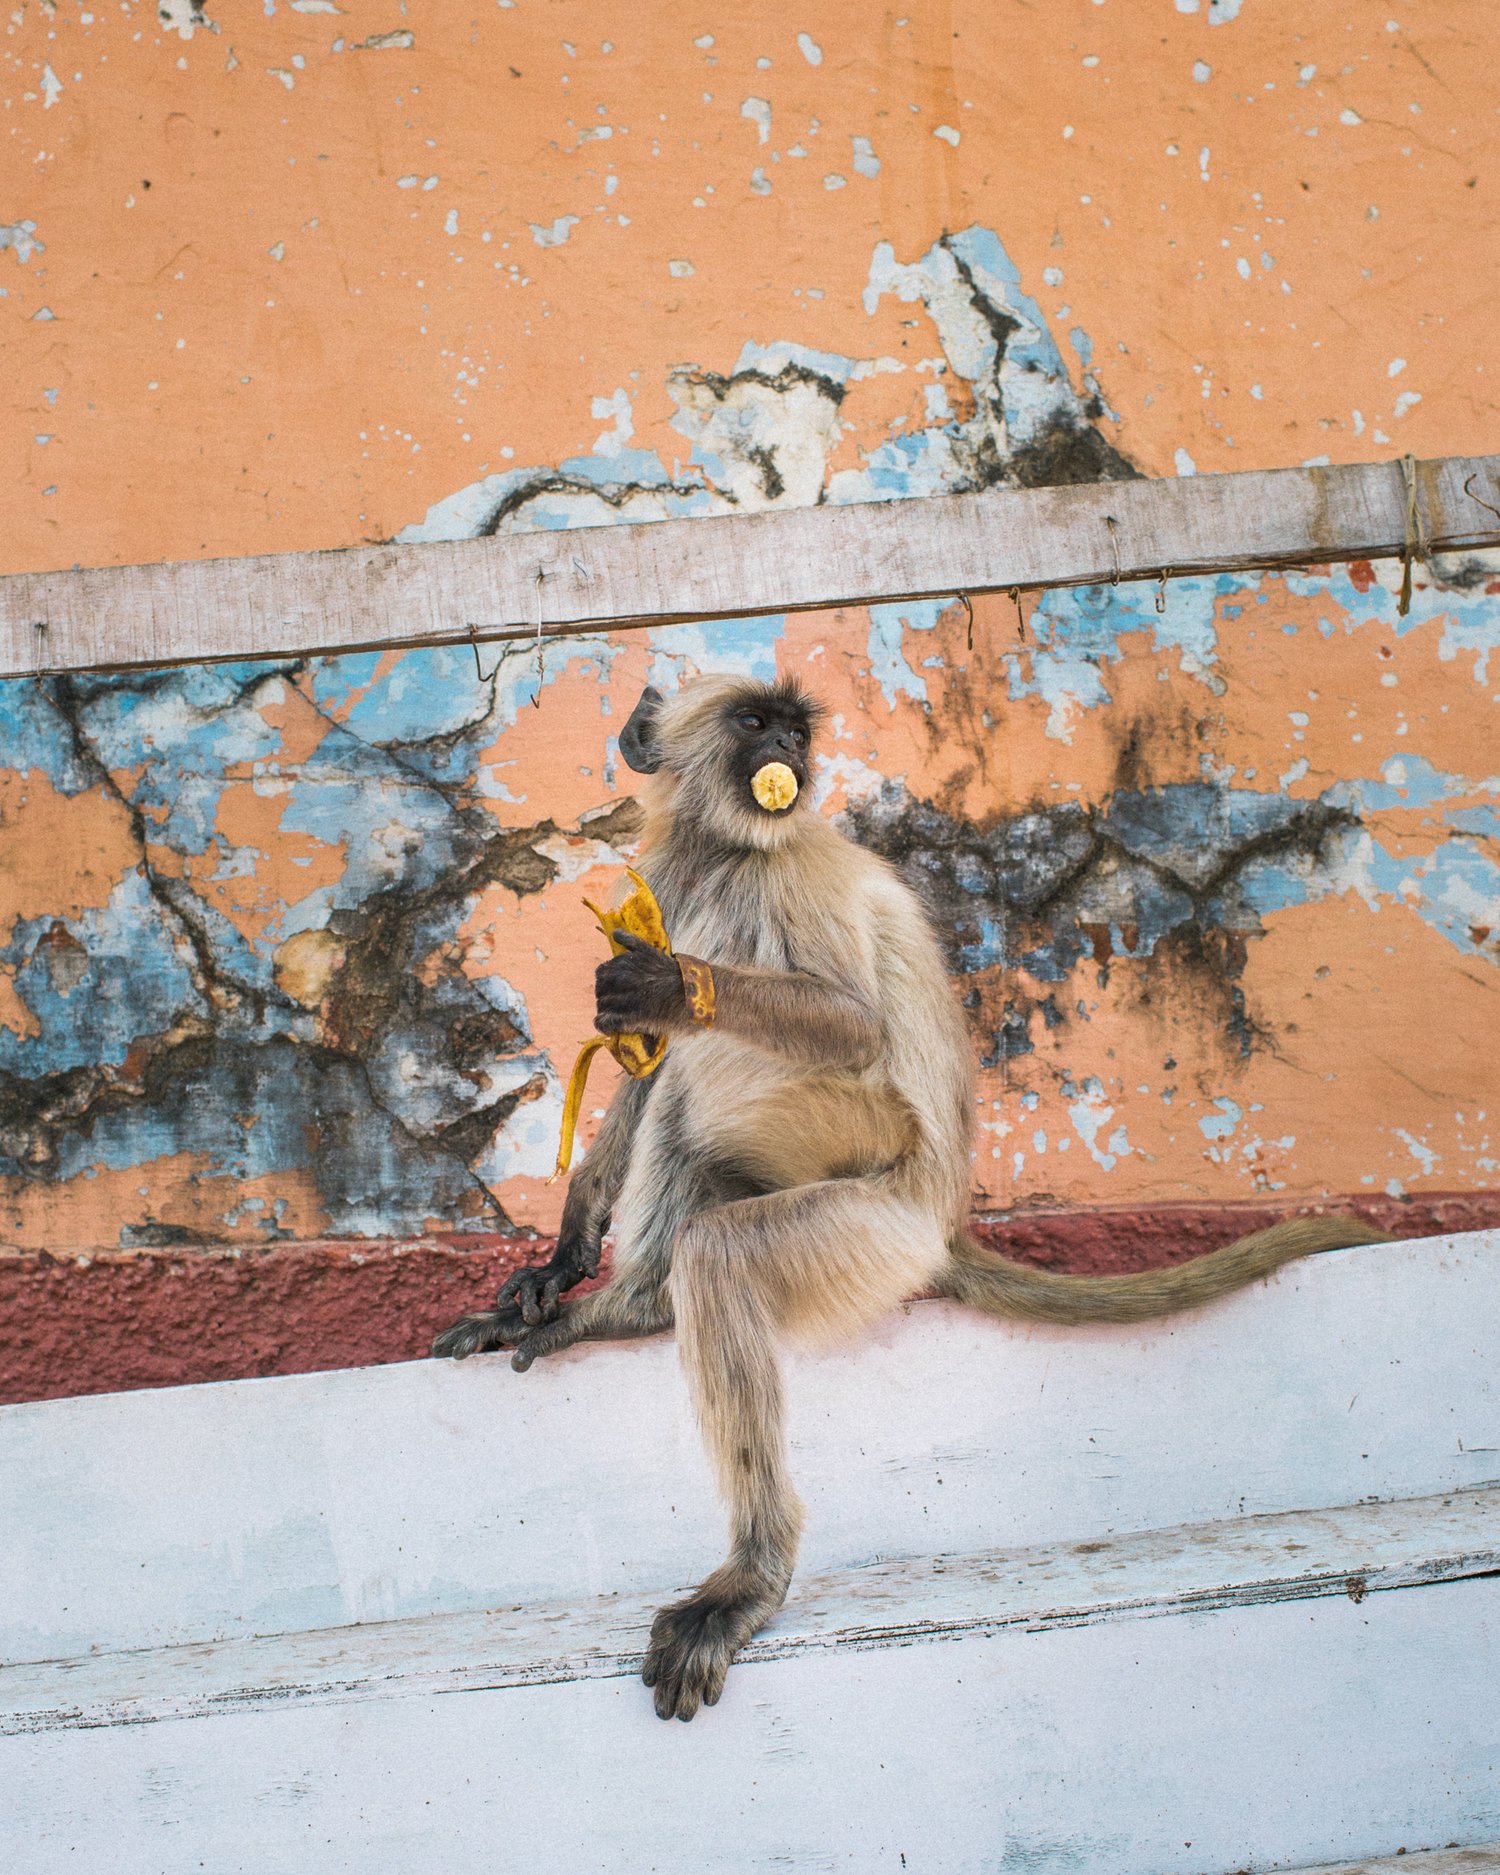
1105 515 1121 587
1462 469 1500 526
1008 586 1026 641
958 592 974 652
1156 568 1170 615
467 622 499 685
531 568 547 707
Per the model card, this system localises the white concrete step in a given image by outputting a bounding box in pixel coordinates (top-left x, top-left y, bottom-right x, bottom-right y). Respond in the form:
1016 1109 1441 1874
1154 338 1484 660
3 1231 1498 1874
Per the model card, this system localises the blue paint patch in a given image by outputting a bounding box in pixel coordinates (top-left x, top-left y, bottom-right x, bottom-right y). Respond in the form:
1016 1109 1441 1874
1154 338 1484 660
867 598 948 707
1199 1097 1242 1140
0 872 200 1079
646 615 786 684
731 338 861 385
0 684 93 790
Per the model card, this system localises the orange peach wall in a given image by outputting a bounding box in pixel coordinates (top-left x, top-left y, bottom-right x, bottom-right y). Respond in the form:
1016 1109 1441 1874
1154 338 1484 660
1 1 1496 1253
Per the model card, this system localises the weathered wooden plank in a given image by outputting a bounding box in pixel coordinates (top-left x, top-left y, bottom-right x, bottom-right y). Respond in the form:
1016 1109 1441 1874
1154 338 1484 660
2 453 1498 678
3 1483 1495 1735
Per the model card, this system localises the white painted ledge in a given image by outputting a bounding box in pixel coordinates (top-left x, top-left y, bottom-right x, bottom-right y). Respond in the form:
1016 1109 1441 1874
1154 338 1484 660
3 1231 1499 1875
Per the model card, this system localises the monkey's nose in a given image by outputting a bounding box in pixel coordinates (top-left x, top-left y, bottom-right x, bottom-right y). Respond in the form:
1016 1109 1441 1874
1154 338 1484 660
773 730 797 753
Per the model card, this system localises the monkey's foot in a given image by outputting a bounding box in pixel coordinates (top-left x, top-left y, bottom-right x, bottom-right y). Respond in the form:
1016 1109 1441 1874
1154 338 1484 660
496 1260 572 1327
641 1592 767 1722
429 1306 526 1361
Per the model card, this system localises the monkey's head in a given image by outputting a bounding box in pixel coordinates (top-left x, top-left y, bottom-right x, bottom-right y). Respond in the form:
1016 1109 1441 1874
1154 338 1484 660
618 674 824 851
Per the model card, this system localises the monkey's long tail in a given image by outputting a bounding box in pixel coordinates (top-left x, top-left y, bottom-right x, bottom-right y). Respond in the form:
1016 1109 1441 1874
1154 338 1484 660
939 1215 1392 1326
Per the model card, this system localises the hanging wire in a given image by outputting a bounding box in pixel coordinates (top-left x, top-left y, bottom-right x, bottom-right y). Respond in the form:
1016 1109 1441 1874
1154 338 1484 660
1463 469 1500 525
467 621 498 685
259 453 1499 700
530 568 547 706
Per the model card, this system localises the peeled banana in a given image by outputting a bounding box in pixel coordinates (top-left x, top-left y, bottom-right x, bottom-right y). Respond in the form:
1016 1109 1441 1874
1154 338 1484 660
551 868 672 1180
751 761 798 811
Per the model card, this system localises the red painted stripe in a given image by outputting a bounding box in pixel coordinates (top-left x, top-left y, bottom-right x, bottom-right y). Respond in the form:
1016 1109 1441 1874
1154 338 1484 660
2 1194 1495 1407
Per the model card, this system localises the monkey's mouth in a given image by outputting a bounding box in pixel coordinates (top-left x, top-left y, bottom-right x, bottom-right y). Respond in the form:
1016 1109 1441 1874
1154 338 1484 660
750 762 800 813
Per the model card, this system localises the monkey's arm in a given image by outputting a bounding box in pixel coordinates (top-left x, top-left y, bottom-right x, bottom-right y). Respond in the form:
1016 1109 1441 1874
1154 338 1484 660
596 933 880 1070
498 1071 652 1326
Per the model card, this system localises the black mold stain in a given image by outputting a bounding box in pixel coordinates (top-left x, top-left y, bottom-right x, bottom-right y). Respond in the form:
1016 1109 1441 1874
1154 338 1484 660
467 243 1133 542
940 235 1139 492
478 469 712 536
843 779 1359 1065
1 673 648 1244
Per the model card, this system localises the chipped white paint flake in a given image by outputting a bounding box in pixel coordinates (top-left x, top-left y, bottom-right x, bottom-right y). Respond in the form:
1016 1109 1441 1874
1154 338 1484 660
529 215 579 247
740 96 772 143
933 123 961 146
1068 1076 1134 1170
590 386 635 455
797 32 823 65
0 220 43 265
157 0 215 40
40 63 63 108
354 29 414 51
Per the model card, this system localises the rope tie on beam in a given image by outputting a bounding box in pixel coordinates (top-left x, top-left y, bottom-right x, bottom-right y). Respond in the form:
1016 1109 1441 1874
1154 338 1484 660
1398 453 1430 618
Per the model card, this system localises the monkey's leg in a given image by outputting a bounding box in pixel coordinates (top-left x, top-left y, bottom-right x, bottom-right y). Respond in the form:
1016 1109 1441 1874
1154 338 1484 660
643 1179 946 1722
508 1145 771 1370
435 1092 746 1366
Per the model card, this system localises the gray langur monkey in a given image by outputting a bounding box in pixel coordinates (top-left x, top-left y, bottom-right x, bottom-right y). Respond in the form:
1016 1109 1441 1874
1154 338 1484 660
433 673 1387 1722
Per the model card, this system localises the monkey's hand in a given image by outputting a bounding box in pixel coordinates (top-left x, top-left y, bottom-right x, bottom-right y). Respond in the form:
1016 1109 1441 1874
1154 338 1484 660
430 1215 601 1360
594 928 686 1035
496 1211 604 1327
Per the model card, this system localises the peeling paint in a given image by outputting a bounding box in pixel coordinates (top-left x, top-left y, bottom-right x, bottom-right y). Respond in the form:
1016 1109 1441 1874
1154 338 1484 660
0 220 43 265
400 225 1131 546
1 6 1497 1253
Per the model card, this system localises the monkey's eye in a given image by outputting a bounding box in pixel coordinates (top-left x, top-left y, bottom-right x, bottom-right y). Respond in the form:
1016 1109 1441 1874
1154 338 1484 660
790 726 808 747
736 712 765 734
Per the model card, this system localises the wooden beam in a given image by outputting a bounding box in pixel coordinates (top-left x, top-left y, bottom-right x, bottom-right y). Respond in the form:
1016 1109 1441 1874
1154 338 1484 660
3 452 1498 679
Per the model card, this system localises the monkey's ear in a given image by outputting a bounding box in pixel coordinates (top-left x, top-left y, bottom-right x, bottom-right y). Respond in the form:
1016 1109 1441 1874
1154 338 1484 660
618 686 665 774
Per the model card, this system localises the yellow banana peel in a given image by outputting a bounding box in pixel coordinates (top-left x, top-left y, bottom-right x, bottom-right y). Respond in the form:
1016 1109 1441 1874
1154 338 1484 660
551 868 672 1181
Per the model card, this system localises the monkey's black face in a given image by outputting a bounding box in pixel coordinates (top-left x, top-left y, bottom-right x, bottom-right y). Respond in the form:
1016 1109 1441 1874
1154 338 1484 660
723 691 812 814
617 674 825 848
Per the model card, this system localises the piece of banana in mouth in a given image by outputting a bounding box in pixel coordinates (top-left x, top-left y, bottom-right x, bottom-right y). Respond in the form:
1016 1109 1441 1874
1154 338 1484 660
751 761 799 812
